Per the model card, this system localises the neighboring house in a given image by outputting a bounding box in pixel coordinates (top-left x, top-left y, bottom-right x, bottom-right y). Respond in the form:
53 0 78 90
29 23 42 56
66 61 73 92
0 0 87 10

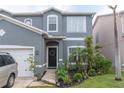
93 11 124 69
0 8 94 79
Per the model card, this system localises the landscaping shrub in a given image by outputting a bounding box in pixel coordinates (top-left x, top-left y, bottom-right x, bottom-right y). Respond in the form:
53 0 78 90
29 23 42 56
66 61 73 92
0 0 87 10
73 73 83 82
68 64 77 71
56 65 72 87
88 69 96 76
56 36 112 87
64 75 72 85
56 66 68 82
95 54 112 74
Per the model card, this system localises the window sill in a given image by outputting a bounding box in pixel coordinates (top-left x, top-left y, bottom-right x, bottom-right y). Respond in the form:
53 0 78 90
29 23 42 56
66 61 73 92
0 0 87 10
67 32 87 33
47 31 58 32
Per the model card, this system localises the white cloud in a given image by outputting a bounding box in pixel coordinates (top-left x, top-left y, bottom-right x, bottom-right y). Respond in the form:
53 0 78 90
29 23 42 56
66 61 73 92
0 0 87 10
0 0 122 5
0 5 72 13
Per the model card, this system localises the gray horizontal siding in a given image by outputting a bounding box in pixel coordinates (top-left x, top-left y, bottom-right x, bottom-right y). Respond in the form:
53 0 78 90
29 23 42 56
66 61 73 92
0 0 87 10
14 16 43 30
0 20 45 78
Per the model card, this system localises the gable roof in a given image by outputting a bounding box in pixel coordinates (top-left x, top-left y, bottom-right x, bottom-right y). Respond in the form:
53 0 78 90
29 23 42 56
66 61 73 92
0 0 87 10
41 7 95 15
0 8 12 15
0 14 48 35
0 7 95 16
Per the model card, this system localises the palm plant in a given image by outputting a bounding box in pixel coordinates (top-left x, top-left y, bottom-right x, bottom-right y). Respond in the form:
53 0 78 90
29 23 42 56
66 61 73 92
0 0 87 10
85 36 96 71
68 48 84 72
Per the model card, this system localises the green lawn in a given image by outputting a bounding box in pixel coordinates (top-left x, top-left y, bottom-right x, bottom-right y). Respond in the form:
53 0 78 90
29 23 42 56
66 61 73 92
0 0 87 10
72 72 124 88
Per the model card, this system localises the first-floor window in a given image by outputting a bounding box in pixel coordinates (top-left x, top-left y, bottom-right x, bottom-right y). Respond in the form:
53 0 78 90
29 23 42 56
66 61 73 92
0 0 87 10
68 46 85 64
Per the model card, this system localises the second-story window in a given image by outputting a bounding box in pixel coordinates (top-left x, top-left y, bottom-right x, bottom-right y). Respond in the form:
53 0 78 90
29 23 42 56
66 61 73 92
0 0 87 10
24 18 32 26
67 16 86 33
47 15 58 32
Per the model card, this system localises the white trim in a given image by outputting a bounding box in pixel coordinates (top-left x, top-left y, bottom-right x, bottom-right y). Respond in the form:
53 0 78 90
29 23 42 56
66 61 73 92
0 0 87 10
63 38 85 41
46 46 58 68
0 29 6 37
47 15 58 32
0 14 47 35
0 45 35 59
0 45 34 49
67 46 85 63
0 45 35 58
24 18 32 26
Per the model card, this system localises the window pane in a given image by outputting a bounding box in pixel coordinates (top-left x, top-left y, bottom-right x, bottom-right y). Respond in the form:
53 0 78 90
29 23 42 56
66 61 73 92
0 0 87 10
69 48 77 63
68 47 84 63
2 55 15 65
67 16 86 33
49 17 56 24
0 56 5 67
49 24 56 31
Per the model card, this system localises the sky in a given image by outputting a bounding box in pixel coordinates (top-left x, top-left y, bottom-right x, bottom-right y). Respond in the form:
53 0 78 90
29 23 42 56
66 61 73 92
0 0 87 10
0 5 123 14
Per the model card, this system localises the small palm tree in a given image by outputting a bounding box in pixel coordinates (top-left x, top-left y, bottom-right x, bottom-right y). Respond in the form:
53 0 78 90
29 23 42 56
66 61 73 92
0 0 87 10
69 48 83 69
85 36 96 71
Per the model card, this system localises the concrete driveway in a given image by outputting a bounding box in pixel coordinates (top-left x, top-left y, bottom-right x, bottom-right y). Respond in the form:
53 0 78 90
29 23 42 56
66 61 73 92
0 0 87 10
13 77 33 88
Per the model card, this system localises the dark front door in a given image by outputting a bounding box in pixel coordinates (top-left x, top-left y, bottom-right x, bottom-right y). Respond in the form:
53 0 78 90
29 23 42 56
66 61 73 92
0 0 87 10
48 47 57 68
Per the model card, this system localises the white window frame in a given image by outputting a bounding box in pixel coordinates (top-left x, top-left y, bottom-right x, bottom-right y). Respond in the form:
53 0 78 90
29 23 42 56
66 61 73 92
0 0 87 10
67 46 85 64
47 15 58 32
24 18 32 26
63 37 85 41
67 16 86 33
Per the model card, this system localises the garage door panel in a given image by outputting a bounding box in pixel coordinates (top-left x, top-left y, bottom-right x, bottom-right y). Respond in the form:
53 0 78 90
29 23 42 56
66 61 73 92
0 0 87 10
0 48 34 77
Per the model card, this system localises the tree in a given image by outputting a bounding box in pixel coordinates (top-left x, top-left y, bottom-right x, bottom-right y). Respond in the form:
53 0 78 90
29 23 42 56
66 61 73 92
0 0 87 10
85 36 95 71
108 5 122 80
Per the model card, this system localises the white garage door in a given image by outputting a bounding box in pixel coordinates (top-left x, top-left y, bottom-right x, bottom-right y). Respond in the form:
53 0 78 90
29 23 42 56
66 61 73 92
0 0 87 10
0 47 34 77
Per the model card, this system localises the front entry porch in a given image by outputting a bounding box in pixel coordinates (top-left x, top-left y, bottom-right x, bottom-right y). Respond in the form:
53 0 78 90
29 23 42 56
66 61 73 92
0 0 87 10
47 46 58 68
45 40 63 69
44 35 65 69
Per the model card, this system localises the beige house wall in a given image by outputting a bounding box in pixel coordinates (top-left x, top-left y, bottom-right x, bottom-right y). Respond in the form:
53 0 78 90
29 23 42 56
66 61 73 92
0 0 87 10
93 14 124 69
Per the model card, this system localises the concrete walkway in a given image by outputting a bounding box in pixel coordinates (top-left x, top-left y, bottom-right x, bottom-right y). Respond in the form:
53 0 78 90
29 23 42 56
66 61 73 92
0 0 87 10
13 77 33 88
27 80 55 88
41 69 56 85
13 69 56 88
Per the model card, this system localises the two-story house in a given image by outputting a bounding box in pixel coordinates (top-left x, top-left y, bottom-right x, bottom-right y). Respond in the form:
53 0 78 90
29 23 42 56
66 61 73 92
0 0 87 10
93 11 124 70
0 8 94 79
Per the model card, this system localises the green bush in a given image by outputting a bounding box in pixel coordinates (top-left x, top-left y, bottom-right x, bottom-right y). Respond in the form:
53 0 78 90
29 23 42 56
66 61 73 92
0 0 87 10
56 66 68 81
64 75 72 85
95 54 112 74
73 73 82 82
88 69 96 76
